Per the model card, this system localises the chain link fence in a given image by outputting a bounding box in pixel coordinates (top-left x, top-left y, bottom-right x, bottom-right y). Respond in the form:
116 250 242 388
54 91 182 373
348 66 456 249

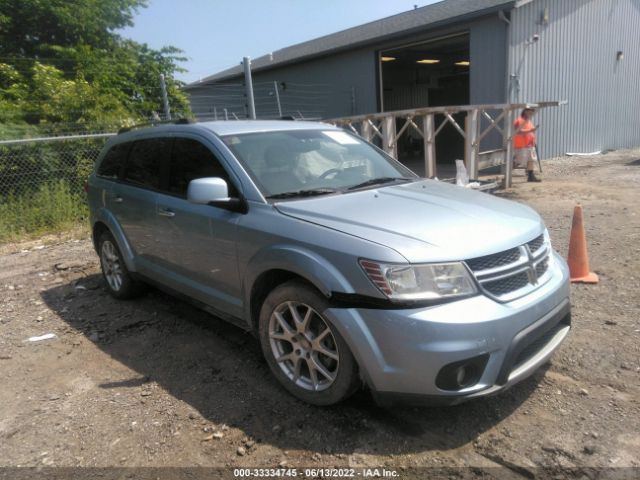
0 134 113 242
0 80 353 244
187 81 356 121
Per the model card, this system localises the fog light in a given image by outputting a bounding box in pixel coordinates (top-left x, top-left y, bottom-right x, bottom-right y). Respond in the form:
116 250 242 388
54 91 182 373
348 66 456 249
456 365 471 387
436 354 489 391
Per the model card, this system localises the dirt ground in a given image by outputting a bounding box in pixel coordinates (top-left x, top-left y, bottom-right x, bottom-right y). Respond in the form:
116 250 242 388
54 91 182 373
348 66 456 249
0 149 639 479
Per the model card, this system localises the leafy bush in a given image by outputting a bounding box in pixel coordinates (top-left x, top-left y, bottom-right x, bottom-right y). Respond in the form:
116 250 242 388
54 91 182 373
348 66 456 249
0 180 88 243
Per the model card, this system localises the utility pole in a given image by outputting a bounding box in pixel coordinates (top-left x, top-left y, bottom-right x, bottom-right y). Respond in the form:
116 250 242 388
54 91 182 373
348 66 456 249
243 57 256 119
159 74 171 120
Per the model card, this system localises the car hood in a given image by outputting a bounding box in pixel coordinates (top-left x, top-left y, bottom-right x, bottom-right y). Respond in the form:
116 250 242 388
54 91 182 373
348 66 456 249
274 180 544 263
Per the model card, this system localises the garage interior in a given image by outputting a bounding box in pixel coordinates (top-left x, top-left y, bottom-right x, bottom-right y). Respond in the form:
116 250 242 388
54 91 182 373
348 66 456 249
379 33 470 176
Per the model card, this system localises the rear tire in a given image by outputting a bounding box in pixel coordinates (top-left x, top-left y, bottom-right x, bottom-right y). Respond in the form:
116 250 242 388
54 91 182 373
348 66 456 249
258 280 359 405
98 231 146 299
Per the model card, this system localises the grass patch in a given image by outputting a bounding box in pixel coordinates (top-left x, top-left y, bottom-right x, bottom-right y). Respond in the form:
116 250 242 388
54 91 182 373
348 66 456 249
0 180 88 244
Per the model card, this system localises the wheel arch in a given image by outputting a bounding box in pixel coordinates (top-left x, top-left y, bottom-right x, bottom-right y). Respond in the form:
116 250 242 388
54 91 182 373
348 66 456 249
248 270 311 332
244 245 355 332
92 221 109 252
91 209 137 272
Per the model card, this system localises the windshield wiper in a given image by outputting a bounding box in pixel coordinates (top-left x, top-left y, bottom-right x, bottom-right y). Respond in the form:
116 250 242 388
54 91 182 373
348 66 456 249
347 177 412 191
266 188 339 199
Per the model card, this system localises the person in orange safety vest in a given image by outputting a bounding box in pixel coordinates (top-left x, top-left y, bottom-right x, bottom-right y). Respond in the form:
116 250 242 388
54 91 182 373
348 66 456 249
513 107 541 182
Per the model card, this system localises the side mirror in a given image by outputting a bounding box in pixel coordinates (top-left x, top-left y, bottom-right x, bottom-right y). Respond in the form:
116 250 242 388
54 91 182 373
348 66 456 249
187 177 247 214
187 177 229 205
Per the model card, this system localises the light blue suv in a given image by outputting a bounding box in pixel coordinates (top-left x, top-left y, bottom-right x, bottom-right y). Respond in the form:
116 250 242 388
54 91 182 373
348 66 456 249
87 120 571 406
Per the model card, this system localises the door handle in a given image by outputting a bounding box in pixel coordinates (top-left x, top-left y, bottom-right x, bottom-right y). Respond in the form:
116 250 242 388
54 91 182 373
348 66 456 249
158 208 175 218
113 196 123 203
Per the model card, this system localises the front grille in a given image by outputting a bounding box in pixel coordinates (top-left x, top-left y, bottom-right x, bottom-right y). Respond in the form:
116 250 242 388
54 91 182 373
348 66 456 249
465 233 551 301
527 234 545 253
482 271 530 296
536 258 549 277
466 247 521 272
514 323 566 368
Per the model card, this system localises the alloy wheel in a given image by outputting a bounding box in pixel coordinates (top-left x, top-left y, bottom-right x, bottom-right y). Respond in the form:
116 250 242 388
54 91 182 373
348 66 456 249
100 240 123 292
268 301 340 391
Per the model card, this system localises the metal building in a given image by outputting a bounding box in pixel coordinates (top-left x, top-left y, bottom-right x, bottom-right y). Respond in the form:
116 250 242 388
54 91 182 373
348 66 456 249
185 0 640 159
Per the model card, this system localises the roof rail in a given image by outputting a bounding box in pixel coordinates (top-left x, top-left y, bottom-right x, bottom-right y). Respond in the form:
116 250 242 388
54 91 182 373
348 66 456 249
118 117 194 134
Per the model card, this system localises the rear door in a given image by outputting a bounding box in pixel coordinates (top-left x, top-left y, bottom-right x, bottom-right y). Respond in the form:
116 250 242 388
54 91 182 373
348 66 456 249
113 137 171 271
94 140 131 214
152 136 243 317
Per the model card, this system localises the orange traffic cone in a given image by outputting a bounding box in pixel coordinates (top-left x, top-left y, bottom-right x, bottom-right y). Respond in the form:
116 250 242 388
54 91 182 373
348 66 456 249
567 205 598 284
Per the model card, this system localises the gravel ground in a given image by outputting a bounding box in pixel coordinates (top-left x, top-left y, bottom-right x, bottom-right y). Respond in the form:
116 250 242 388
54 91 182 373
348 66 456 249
0 149 638 479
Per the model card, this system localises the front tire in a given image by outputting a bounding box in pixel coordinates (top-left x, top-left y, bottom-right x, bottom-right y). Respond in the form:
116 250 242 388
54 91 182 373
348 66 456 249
98 231 145 299
258 280 359 405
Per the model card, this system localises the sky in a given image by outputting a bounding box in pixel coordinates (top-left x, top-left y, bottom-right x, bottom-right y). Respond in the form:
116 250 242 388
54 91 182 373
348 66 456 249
120 0 439 84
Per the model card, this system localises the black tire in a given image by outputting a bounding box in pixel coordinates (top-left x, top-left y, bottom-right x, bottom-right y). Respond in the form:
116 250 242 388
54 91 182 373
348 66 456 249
258 280 359 405
97 231 146 299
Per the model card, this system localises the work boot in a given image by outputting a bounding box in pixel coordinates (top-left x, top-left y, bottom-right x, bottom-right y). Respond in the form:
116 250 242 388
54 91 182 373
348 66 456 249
527 171 542 182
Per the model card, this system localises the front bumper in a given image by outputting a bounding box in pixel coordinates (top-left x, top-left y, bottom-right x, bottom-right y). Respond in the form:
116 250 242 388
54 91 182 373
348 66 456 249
325 251 571 405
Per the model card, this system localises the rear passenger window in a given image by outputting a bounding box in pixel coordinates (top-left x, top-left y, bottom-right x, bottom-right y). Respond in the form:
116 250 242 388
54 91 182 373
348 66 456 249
97 142 130 179
168 138 237 197
123 138 171 189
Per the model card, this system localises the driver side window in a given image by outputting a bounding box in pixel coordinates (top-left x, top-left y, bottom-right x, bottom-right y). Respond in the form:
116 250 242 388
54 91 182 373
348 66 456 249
168 138 237 197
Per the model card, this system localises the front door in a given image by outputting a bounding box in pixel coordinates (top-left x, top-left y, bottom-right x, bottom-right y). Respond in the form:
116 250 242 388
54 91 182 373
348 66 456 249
152 136 243 318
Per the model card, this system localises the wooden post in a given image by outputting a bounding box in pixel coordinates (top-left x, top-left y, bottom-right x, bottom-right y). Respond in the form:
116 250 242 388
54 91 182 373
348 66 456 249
502 108 514 188
382 116 397 158
464 109 479 180
422 114 436 178
361 120 373 143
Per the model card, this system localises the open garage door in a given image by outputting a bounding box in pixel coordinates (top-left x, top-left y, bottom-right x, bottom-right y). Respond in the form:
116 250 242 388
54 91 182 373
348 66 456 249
379 33 470 175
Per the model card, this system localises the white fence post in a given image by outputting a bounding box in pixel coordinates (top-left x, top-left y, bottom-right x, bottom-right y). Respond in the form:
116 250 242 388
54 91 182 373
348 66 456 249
361 120 373 142
422 114 436 178
243 57 256 119
273 81 282 118
503 108 514 188
465 109 479 180
382 116 397 158
159 74 171 120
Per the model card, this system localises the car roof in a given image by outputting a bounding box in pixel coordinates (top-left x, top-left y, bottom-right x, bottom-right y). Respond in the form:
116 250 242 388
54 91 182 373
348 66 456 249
105 119 344 157
197 120 339 136
112 120 341 144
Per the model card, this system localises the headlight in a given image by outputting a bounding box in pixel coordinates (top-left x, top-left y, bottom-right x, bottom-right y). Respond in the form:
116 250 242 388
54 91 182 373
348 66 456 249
360 260 477 301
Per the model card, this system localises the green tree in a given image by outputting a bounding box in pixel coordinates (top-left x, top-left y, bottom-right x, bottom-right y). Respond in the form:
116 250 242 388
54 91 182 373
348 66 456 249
0 0 191 134
0 0 193 242
0 0 144 57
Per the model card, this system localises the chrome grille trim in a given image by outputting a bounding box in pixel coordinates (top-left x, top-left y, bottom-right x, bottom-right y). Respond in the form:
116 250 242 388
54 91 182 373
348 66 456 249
465 247 522 271
527 234 545 254
483 271 530 296
465 234 552 302
535 257 550 277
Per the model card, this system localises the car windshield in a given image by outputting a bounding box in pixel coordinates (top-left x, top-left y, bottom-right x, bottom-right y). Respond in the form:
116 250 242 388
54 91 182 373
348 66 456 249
221 129 418 198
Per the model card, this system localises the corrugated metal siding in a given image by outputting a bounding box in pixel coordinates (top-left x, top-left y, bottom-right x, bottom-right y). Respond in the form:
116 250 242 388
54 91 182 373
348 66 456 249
509 0 640 157
471 15 509 150
249 48 379 117
470 15 508 104
188 47 378 120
